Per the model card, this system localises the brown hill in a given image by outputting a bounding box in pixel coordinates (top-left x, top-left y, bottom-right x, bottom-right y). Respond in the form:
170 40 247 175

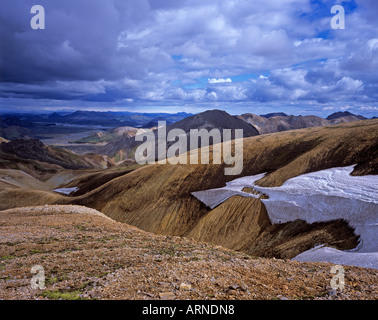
0 139 95 171
1 205 376 300
0 169 50 191
83 153 116 169
0 188 67 211
0 139 117 185
66 119 377 257
0 120 376 259
73 126 142 145
60 163 142 197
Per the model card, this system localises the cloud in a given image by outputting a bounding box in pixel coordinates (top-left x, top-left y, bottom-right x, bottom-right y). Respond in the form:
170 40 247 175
0 0 377 117
358 106 378 111
208 78 232 84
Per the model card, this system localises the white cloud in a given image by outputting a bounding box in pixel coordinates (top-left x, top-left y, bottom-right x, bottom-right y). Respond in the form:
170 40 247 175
333 77 364 93
208 78 232 84
206 91 218 101
367 38 378 51
358 106 378 111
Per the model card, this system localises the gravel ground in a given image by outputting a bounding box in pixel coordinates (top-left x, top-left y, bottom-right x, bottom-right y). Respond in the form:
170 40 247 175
0 205 377 300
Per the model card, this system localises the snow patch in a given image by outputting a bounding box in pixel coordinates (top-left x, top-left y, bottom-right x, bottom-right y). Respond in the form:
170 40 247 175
53 187 79 195
294 245 378 269
192 173 265 209
192 166 378 269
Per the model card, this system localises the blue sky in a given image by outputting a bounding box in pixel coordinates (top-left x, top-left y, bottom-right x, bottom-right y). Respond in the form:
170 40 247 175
1 0 378 117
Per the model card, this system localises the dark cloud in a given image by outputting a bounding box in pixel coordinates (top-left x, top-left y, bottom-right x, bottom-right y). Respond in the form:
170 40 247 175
0 0 154 83
0 0 377 117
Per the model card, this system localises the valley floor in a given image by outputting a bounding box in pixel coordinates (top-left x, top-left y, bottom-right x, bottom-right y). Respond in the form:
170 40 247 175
0 205 377 300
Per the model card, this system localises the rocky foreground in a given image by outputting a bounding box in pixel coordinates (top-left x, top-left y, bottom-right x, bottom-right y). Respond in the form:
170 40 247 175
0 205 377 300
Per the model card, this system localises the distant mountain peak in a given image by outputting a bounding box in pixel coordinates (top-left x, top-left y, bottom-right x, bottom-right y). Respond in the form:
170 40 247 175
260 112 288 118
326 111 366 120
48 112 64 119
169 109 259 135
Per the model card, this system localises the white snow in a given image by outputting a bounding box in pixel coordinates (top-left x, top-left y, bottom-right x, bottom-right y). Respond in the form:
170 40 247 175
192 173 266 209
192 166 378 269
53 187 79 195
294 245 378 269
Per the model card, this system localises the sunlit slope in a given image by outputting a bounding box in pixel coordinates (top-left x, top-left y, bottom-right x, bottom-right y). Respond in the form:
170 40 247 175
0 165 139 210
0 188 68 211
71 119 377 235
60 163 142 196
73 163 215 236
0 169 50 191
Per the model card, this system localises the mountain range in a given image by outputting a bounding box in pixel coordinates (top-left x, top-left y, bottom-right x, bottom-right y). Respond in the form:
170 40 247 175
239 111 367 134
45 110 193 127
71 110 369 163
0 111 193 141
100 109 260 161
1 109 373 168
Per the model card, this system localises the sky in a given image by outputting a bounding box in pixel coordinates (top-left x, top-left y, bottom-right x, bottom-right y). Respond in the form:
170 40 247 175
1 0 378 117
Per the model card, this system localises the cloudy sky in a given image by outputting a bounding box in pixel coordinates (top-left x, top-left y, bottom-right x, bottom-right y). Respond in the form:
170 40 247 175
1 0 378 117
